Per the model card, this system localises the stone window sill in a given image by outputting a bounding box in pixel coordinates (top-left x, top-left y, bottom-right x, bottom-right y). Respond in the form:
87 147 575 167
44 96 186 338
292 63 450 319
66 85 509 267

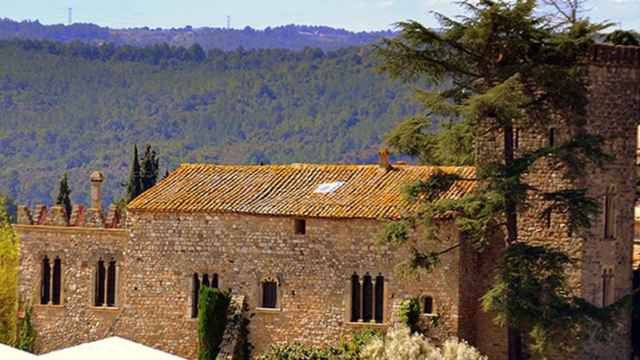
34 304 65 309
345 321 388 327
90 306 120 311
421 313 438 318
255 307 282 314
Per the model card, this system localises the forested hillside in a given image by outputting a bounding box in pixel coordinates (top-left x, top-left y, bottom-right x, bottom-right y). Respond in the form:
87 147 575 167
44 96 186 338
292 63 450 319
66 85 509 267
0 40 418 207
0 19 394 51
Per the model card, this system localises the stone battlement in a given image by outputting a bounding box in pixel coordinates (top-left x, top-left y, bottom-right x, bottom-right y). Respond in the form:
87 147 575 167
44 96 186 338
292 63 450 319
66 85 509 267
590 43 640 67
16 170 125 229
16 203 125 228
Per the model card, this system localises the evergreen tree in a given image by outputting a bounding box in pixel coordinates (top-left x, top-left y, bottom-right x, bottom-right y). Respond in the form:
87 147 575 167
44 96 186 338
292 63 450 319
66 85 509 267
377 1 623 358
55 173 72 221
126 145 143 203
140 145 159 192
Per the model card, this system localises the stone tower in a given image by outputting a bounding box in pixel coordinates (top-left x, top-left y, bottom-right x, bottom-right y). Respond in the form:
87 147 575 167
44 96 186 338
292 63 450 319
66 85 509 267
476 44 640 359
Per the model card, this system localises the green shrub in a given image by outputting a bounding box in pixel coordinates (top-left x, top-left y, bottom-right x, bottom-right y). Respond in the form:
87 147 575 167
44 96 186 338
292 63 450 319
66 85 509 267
259 330 379 360
197 287 231 360
398 298 421 334
16 306 35 353
0 196 18 345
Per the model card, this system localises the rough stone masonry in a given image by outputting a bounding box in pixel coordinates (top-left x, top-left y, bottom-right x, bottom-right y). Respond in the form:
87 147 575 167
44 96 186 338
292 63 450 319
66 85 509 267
14 44 640 360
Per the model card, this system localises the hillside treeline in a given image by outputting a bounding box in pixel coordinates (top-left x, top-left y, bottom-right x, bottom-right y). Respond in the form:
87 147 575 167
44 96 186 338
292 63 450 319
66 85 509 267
0 39 418 207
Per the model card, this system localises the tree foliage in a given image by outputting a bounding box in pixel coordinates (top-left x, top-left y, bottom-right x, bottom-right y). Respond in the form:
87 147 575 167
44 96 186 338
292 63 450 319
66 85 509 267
140 145 160 192
55 173 72 220
197 287 231 360
125 145 143 203
0 195 18 345
0 39 417 207
376 0 623 357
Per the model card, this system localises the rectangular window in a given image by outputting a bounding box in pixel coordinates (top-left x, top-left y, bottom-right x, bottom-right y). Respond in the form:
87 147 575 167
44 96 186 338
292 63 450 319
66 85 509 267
107 261 117 307
95 260 106 306
294 219 306 235
41 257 51 305
262 281 278 308
548 128 555 147
52 257 62 305
424 296 434 314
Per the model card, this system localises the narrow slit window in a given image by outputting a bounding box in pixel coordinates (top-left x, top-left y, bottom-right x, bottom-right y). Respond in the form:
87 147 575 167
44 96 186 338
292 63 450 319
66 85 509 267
95 259 106 306
52 257 62 305
350 273 361 322
362 273 373 322
294 219 306 235
202 273 210 287
424 296 434 314
41 256 51 305
602 269 611 307
191 273 200 318
604 191 616 239
548 128 555 147
545 210 552 229
374 274 384 323
211 273 219 288
262 281 278 309
106 260 117 307
514 128 520 149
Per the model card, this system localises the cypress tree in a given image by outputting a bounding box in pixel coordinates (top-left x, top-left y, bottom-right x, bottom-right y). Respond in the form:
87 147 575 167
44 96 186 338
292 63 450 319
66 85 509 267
126 145 143 203
140 145 159 192
55 173 72 221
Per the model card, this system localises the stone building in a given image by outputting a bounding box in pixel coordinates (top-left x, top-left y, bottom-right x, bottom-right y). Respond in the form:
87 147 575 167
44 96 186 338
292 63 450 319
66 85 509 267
13 43 640 359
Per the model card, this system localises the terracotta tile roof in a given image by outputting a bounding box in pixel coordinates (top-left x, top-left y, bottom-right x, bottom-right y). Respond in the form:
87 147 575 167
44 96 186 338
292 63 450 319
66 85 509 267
128 163 476 219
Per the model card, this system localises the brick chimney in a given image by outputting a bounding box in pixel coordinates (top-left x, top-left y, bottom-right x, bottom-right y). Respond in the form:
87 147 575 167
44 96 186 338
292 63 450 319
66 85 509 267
378 147 392 171
90 171 105 210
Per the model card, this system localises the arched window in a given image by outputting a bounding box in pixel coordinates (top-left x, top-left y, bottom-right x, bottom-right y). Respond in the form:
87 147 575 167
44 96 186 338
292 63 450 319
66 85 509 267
41 256 51 305
212 273 219 288
202 273 210 287
350 273 361 322
423 296 434 315
262 280 278 309
95 259 106 306
362 273 373 322
374 274 384 323
52 257 62 305
107 260 117 307
191 273 200 318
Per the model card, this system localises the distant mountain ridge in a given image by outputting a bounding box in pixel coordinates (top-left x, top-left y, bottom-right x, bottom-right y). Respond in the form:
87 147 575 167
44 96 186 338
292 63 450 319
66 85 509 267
0 18 395 51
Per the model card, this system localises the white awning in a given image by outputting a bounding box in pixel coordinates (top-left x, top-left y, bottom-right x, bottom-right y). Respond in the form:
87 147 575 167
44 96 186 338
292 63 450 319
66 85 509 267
39 337 186 360
0 343 38 360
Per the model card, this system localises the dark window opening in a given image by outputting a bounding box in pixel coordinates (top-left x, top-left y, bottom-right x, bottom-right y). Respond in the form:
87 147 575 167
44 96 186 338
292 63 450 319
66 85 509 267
211 273 219 288
374 274 384 323
545 210 552 229
514 128 520 149
106 260 117 307
262 281 278 308
52 257 62 305
41 257 51 305
548 128 555 147
202 273 210 287
294 219 306 235
191 273 200 318
350 273 360 322
424 296 434 314
604 192 615 239
95 259 106 306
362 273 373 322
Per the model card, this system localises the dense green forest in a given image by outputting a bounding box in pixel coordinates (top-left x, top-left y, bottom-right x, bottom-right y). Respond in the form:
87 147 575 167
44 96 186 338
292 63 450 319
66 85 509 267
0 39 418 207
0 19 394 51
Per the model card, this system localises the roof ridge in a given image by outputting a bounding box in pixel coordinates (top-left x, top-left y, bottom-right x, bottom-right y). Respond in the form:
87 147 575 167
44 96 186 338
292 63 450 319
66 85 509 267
178 163 476 170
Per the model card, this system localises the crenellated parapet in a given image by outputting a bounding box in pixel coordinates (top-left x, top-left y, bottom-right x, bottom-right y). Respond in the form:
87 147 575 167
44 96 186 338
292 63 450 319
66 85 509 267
590 43 640 67
16 171 126 229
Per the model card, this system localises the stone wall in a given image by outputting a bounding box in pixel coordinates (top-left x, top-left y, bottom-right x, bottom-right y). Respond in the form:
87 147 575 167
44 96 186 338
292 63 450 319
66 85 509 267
15 225 128 353
16 211 474 359
473 44 640 360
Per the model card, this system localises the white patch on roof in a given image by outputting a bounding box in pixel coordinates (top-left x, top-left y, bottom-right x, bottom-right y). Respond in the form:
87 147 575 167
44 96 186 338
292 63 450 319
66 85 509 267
314 181 345 194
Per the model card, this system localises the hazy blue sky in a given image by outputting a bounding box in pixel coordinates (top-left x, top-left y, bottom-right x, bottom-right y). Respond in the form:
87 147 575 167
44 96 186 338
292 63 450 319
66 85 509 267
4 0 640 31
